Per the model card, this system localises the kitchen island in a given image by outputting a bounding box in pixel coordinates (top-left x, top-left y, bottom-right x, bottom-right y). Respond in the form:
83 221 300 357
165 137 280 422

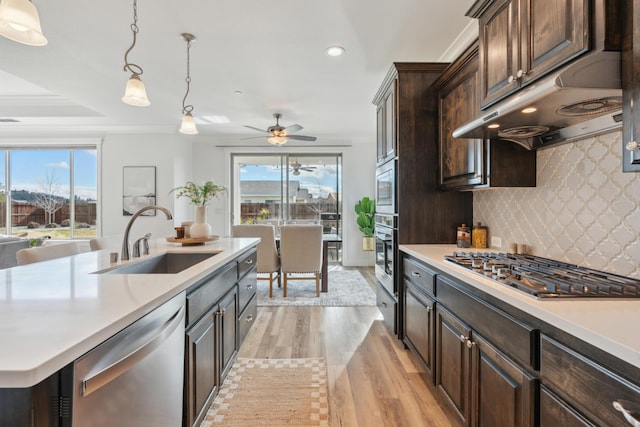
0 237 259 389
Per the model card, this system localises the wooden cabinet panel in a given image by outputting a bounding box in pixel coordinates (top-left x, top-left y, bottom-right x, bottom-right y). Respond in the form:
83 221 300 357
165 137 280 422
219 288 238 382
472 333 535 427
403 256 436 296
377 284 397 334
376 105 385 162
187 262 237 325
185 310 217 427
403 282 435 378
540 335 640 427
622 0 640 172
436 306 471 425
239 295 257 344
383 84 396 159
540 385 596 427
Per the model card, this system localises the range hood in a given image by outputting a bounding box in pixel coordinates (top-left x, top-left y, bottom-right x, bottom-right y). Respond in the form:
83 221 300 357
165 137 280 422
452 51 623 150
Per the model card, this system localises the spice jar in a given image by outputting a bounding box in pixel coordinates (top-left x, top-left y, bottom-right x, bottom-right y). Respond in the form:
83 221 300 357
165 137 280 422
472 222 487 249
456 224 471 248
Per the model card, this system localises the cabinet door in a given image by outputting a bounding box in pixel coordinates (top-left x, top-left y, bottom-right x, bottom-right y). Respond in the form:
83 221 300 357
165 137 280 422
376 104 385 163
479 0 520 107
520 0 588 86
623 0 640 172
436 306 471 426
439 46 485 189
471 333 536 427
218 287 238 382
383 83 396 159
185 309 217 427
404 282 435 379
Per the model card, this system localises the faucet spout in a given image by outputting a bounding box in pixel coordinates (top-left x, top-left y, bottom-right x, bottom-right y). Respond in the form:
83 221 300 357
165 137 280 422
121 205 173 261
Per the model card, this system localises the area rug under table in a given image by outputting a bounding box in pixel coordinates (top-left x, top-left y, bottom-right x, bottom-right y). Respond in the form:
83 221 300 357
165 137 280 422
201 358 329 427
257 269 376 307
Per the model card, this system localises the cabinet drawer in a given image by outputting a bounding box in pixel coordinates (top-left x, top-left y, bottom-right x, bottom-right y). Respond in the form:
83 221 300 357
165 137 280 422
540 385 595 427
377 284 396 334
239 294 257 344
403 257 436 296
540 335 640 427
187 262 237 326
436 275 538 370
238 269 257 313
237 249 257 280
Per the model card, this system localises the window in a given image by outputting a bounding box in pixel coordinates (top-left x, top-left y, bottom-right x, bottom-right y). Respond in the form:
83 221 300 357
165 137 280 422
231 153 342 261
0 147 98 240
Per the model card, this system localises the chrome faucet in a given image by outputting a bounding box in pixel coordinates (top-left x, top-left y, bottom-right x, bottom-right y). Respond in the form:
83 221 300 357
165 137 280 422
121 206 173 261
132 233 152 258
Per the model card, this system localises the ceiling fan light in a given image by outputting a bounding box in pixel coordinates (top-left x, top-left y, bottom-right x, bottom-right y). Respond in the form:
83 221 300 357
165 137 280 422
122 73 150 107
0 0 48 46
179 111 198 134
268 136 288 145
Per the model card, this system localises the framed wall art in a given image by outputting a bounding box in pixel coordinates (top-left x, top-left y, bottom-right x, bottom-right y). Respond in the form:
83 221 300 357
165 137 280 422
123 166 156 216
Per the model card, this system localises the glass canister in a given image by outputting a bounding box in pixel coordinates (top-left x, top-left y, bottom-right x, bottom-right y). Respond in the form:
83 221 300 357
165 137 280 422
456 224 471 248
472 222 488 248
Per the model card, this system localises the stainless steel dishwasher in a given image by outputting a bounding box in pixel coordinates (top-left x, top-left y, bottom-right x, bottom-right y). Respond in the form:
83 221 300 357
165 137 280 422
71 292 185 426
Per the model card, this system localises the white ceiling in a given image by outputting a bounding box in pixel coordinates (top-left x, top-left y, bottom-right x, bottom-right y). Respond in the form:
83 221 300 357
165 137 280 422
0 0 476 144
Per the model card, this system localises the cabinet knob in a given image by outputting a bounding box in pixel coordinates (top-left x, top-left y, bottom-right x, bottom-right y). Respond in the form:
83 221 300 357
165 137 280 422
412 271 421 278
508 75 515 83
459 334 468 343
613 400 640 426
626 141 639 152
466 340 475 349
246 314 254 322
246 259 254 264
426 306 431 313
516 69 525 78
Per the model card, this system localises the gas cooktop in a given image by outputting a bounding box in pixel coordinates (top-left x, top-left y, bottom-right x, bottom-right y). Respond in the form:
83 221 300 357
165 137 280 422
444 252 640 299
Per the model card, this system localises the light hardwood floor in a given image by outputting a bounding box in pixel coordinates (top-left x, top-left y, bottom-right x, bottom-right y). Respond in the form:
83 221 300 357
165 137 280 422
238 267 456 427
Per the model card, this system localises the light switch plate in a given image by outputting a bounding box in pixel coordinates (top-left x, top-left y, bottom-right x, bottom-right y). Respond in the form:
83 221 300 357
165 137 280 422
491 236 502 249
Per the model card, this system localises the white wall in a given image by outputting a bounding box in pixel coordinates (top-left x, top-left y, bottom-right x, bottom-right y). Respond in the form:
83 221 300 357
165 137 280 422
100 133 193 243
191 138 377 267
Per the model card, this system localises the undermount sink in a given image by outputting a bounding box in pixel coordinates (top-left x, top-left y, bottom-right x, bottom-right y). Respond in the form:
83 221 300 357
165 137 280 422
98 252 218 274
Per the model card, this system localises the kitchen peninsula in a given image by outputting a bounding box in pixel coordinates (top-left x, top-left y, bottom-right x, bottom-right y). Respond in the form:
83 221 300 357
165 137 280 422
0 237 259 425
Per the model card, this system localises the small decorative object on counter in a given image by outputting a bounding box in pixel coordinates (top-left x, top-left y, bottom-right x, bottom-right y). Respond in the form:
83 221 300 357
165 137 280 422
182 221 193 238
472 222 487 248
518 243 528 254
509 243 518 253
175 226 185 239
456 224 471 248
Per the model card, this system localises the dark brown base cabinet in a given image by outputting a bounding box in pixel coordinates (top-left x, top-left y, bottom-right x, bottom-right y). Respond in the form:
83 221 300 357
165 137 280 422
184 249 257 427
400 252 640 427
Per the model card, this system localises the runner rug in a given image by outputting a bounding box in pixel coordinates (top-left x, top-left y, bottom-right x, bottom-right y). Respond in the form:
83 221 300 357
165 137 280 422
201 358 329 427
257 269 376 306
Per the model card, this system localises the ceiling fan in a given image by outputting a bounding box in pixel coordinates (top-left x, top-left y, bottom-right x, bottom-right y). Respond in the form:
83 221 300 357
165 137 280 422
242 113 317 145
289 160 317 176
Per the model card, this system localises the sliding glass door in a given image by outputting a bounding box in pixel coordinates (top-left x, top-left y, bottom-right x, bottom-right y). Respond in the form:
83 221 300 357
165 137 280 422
231 153 342 259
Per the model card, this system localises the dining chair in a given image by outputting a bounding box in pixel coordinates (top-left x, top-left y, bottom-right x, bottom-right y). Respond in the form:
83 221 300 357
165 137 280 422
232 224 281 298
16 242 81 265
279 224 323 297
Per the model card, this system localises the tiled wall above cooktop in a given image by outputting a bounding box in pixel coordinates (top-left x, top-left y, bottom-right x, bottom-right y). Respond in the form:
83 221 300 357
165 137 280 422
474 130 640 279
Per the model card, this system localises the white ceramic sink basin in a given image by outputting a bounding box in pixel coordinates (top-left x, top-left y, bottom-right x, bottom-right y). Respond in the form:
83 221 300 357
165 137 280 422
98 252 218 274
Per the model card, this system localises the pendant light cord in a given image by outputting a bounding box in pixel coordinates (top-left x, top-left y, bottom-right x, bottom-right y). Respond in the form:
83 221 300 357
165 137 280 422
123 0 143 76
182 39 194 114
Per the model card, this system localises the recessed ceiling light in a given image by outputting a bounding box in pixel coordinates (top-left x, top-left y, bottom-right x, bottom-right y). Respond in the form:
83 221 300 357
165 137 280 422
487 123 500 129
325 46 345 57
234 90 242 95
522 107 537 114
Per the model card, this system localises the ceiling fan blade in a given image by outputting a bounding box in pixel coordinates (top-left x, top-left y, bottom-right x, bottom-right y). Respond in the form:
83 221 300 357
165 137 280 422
287 135 317 141
285 124 303 134
244 125 269 133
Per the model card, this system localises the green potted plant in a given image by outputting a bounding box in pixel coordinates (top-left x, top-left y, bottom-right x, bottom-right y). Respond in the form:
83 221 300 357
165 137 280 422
354 196 375 251
171 180 226 238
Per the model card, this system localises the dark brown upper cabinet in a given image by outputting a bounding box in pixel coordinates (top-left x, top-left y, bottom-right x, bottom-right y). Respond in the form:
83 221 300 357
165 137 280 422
623 0 640 172
374 79 397 164
469 0 589 109
435 42 536 190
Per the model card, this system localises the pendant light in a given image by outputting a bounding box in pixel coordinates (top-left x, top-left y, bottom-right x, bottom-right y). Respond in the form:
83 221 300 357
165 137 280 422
0 0 47 46
179 33 198 135
121 0 149 106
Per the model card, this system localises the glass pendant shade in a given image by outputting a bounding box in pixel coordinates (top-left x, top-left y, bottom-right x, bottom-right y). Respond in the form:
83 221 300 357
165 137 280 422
267 136 288 145
122 74 150 107
179 111 198 134
0 0 48 46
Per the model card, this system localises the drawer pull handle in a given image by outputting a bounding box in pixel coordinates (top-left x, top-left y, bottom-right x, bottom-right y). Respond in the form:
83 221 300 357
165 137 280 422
613 400 640 426
412 271 421 278
246 284 253 290
246 314 254 322
245 259 254 264
381 302 387 308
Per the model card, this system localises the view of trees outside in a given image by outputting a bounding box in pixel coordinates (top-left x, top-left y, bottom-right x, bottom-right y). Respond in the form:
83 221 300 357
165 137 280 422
0 148 98 241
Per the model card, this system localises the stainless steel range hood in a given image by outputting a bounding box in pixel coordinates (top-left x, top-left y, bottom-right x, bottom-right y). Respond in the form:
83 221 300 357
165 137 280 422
452 50 623 150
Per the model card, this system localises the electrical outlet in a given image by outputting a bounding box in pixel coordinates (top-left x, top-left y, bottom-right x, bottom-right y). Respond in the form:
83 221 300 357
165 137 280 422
491 236 502 249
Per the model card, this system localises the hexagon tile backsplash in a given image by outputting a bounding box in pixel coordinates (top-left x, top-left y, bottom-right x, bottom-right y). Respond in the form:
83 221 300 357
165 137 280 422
474 130 640 279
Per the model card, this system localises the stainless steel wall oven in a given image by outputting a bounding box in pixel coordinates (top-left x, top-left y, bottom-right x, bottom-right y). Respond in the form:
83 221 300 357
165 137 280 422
375 158 397 214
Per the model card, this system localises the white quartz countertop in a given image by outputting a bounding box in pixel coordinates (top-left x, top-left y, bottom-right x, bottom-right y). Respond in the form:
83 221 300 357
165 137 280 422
400 244 640 371
0 237 259 388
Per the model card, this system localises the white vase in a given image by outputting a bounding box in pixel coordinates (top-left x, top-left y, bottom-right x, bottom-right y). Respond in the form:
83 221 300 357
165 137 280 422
190 205 211 239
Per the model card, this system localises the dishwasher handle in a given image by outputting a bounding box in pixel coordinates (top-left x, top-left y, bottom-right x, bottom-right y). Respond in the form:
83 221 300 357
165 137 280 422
81 304 185 397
